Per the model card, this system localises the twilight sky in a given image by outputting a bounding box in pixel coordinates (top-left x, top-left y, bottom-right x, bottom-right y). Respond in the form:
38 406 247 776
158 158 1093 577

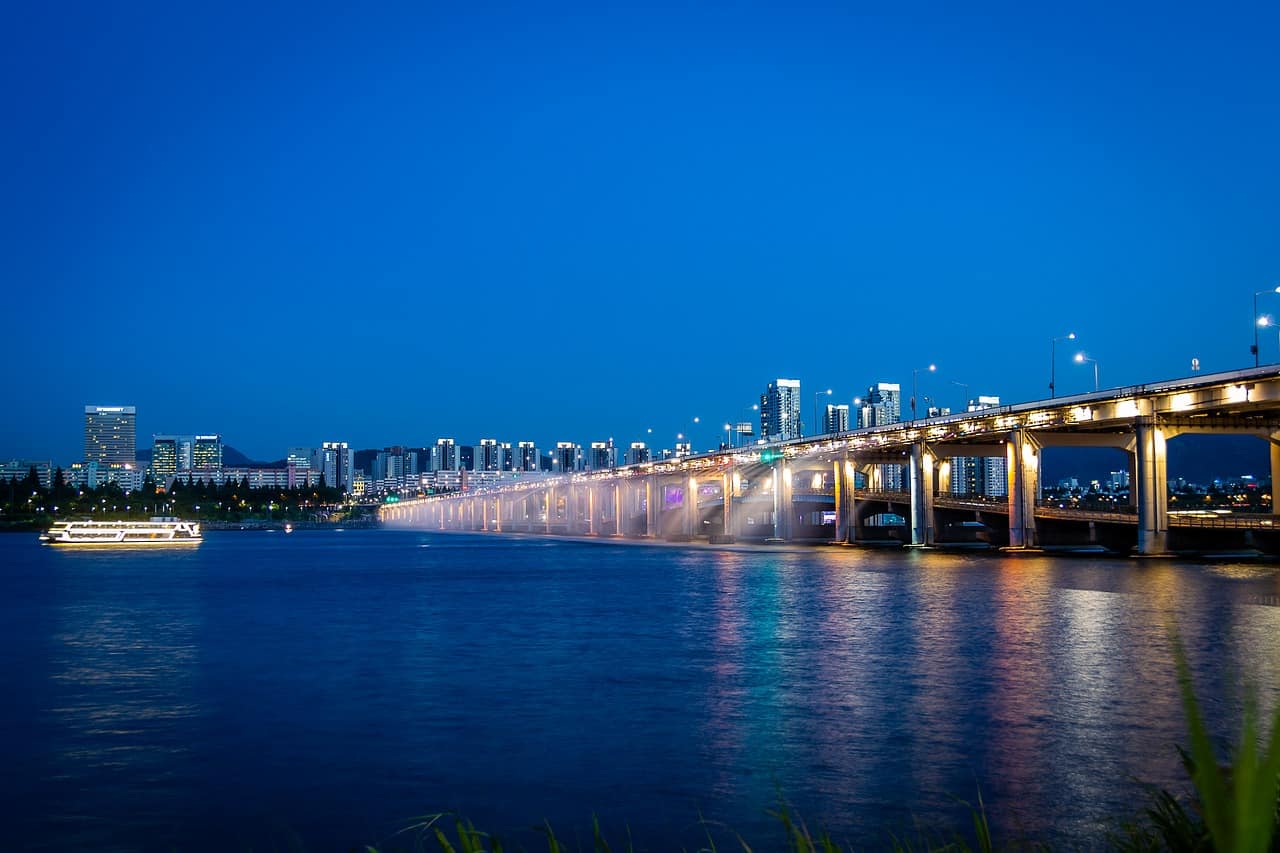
3 2 1278 463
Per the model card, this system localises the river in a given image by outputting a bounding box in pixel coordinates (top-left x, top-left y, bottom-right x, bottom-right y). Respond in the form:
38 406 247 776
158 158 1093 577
2 530 1277 850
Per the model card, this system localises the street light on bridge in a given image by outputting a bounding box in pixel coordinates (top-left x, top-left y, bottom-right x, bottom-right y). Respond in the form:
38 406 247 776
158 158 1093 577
1075 352 1099 392
1050 332 1076 398
1254 286 1280 367
911 365 936 421
812 388 831 436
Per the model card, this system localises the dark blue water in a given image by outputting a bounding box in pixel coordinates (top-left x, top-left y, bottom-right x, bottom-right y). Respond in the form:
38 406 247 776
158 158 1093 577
2 530 1278 851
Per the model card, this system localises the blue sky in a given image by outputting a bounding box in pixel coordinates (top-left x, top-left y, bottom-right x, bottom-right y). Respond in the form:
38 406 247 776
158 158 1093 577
3 1 1278 463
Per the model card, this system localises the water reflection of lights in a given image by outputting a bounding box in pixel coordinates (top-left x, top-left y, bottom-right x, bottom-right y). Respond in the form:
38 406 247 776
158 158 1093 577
47 566 201 844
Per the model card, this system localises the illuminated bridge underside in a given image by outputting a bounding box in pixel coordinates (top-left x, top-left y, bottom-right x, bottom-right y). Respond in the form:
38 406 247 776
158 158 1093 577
382 366 1280 555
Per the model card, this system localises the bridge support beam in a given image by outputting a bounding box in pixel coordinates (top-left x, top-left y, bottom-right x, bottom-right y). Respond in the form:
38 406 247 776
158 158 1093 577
587 485 597 536
1135 418 1171 555
1007 429 1040 549
909 442 936 546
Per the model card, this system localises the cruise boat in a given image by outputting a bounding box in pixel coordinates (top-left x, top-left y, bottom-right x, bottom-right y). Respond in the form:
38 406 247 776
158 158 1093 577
40 517 203 546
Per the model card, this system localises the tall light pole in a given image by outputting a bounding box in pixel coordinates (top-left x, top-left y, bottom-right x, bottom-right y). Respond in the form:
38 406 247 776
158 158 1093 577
1075 352 1099 392
812 388 832 436
911 365 936 421
951 380 970 412
1255 287 1280 366
1050 332 1076 398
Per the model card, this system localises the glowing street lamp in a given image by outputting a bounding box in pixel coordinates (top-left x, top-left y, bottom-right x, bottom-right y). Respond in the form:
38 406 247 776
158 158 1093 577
1255 286 1280 366
812 388 832 436
1075 352 1099 392
1050 332 1076 398
911 365 936 421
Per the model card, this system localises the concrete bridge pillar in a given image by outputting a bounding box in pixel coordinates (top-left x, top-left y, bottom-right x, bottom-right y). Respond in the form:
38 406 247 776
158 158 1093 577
720 469 735 541
683 475 698 538
909 441 937 546
587 484 597 535
645 475 658 538
770 459 793 541
1270 440 1280 516
545 488 554 534
1007 429 1040 549
834 457 854 543
1135 418 1171 555
612 482 622 536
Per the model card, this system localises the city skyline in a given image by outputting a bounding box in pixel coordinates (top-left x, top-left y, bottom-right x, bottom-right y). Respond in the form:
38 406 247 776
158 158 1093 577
4 4 1278 462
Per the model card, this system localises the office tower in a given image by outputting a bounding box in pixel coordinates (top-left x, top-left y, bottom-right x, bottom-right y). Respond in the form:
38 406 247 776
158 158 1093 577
84 405 136 465
624 442 650 465
518 441 538 472
151 436 180 486
499 442 514 472
193 435 223 471
760 379 801 441
286 447 313 489
859 383 901 427
823 404 850 434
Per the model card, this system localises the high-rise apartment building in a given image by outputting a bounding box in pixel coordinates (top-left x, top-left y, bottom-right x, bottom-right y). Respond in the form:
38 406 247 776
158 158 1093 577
517 442 539 472
948 396 1006 497
624 442 650 465
84 405 136 465
588 440 615 470
859 383 901 428
319 441 352 492
476 439 501 472
555 442 582 472
760 379 801 441
434 438 457 472
823 404 850 434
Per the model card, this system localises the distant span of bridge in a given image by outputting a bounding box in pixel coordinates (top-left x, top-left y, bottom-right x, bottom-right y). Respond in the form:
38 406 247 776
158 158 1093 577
381 365 1280 556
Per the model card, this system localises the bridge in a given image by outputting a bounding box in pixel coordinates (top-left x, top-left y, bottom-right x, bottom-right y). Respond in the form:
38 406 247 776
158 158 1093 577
381 365 1280 555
